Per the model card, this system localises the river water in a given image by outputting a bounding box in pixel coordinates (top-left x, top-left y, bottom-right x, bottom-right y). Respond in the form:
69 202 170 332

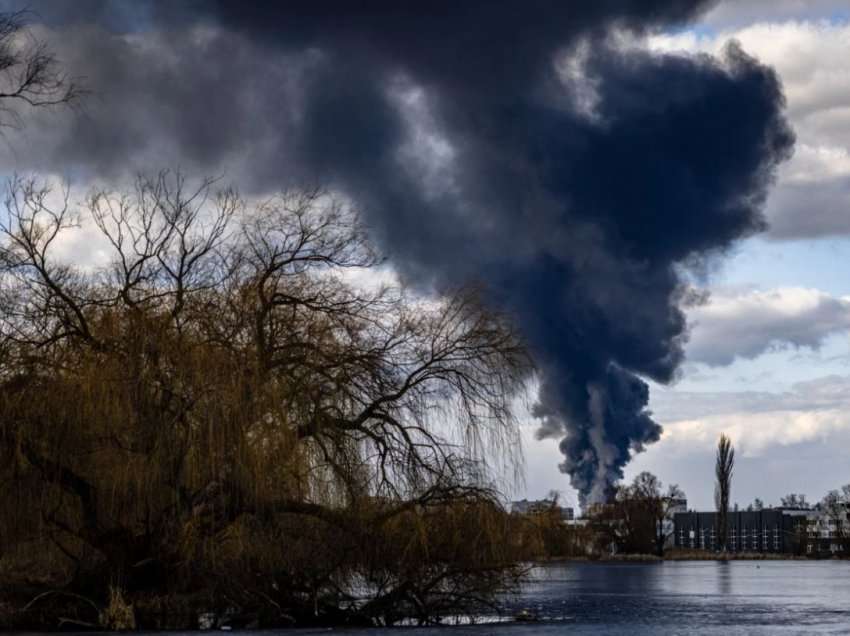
496 560 850 634
315 561 850 635
65 560 850 635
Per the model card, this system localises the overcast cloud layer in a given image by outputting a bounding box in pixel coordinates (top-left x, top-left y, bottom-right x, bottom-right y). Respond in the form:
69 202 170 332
0 0 846 512
0 0 799 504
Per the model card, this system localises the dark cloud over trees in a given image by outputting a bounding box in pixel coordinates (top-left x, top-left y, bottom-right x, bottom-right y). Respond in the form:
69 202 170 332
0 1 794 502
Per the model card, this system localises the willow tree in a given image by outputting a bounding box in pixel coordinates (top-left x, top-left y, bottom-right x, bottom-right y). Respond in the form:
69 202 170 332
0 173 529 626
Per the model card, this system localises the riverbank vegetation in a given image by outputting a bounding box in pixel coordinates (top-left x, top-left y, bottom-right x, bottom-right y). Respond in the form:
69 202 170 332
664 549 807 561
583 472 684 556
0 174 532 629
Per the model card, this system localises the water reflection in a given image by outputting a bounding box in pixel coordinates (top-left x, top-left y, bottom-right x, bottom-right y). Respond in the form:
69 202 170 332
716 560 732 595
502 560 850 634
119 561 850 635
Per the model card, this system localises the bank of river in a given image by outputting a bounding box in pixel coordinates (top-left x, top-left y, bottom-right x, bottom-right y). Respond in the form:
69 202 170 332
24 561 850 634
320 560 850 635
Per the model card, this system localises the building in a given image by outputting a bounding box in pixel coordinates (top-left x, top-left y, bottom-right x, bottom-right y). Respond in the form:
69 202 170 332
782 505 850 556
674 509 804 553
511 499 574 521
674 506 850 555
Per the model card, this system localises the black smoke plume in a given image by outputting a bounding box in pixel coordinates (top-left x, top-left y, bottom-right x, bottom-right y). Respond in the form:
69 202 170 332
7 1 794 502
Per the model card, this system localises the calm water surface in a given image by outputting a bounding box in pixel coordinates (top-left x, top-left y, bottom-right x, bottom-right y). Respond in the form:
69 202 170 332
64 561 850 635
325 561 850 635
498 560 850 634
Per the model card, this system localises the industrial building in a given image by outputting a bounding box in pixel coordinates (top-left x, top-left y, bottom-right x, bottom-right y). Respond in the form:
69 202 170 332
674 507 849 555
674 509 801 553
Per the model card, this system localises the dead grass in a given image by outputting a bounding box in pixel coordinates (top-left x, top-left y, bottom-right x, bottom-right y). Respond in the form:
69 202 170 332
99 586 135 631
665 549 807 561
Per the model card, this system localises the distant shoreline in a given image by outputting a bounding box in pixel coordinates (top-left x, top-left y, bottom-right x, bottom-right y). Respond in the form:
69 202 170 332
534 551 844 563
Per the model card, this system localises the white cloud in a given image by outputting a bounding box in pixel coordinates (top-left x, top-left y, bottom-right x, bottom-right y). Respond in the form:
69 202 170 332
626 413 850 509
686 286 850 366
650 374 850 458
651 20 850 239
627 374 850 507
660 409 848 457
652 374 850 420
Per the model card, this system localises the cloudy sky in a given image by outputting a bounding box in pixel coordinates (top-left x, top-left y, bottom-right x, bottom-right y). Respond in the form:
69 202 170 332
2 1 850 511
566 0 850 509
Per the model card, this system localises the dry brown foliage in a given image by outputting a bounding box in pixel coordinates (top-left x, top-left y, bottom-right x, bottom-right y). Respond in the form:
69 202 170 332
0 173 530 627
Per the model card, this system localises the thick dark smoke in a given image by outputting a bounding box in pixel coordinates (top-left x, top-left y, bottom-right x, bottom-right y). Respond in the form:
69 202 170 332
6 1 794 502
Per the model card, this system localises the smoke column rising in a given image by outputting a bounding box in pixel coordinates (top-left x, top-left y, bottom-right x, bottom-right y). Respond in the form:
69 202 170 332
8 1 795 502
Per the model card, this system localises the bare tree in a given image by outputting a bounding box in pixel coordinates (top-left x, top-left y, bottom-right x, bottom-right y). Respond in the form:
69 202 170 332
780 493 809 508
656 483 685 555
0 172 531 626
820 486 850 552
0 11 82 129
606 471 685 556
714 433 735 551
